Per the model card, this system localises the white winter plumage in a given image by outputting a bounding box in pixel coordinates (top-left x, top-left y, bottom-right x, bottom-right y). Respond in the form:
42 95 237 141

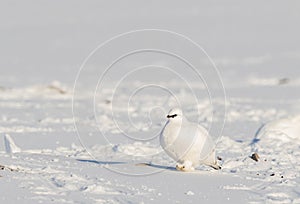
160 108 220 171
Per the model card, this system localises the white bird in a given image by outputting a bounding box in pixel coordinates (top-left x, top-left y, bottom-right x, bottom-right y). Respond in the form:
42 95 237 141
160 108 221 171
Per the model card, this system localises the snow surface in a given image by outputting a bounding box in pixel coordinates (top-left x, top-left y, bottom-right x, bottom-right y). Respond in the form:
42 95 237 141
0 79 299 203
1 1 300 203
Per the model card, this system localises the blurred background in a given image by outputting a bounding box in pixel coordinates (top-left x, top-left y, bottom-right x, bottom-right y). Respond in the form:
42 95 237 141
1 1 299 86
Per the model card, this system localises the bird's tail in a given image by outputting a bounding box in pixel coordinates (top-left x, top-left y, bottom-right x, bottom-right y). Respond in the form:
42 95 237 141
203 149 222 170
209 163 222 170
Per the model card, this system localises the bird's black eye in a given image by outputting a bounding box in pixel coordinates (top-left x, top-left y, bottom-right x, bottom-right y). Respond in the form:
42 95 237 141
167 114 177 118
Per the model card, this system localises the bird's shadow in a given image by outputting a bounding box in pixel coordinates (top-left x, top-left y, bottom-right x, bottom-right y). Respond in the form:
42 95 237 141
137 163 177 171
76 159 126 165
77 159 176 171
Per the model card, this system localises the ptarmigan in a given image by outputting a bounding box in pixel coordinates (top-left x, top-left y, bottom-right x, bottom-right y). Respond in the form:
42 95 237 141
160 108 221 171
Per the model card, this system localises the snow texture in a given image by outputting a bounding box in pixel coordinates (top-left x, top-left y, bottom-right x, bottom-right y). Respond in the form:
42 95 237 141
0 1 300 203
4 134 21 154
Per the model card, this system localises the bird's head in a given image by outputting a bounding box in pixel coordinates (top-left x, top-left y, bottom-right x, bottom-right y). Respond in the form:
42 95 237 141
166 108 183 123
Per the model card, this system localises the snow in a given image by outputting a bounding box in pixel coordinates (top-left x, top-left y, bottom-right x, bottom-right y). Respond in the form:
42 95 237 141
4 134 21 154
1 79 299 203
1 0 300 203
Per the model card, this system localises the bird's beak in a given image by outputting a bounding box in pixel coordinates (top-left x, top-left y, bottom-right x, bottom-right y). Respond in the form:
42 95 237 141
167 114 177 118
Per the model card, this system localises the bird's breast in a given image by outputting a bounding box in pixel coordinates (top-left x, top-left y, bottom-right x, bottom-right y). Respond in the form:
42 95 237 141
160 123 180 148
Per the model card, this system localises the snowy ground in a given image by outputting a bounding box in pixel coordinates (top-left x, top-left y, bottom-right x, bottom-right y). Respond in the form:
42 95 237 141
1 1 300 203
0 78 299 203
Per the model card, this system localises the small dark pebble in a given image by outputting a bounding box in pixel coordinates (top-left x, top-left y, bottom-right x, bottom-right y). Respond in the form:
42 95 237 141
250 153 260 162
0 165 19 172
281 176 284 178
270 173 275 176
